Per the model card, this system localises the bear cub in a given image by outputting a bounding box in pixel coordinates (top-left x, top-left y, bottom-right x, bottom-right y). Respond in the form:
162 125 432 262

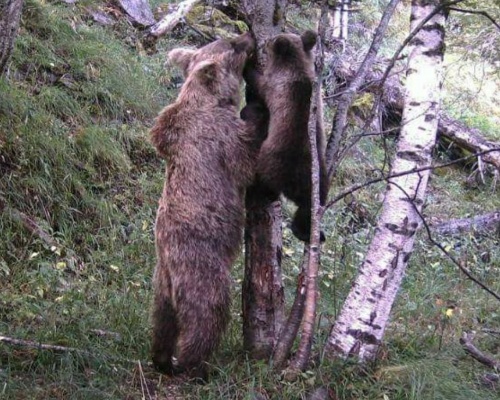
150 33 262 379
246 31 328 242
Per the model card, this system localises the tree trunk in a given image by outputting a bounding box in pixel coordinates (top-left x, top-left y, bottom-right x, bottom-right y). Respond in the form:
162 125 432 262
289 33 324 371
0 0 24 76
241 0 287 359
325 0 447 362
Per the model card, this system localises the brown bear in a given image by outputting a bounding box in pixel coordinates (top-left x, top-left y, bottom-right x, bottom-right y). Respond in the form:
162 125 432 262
244 30 328 242
150 33 262 379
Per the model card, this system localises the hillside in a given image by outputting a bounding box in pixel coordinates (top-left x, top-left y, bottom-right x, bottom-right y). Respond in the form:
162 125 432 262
1 1 499 399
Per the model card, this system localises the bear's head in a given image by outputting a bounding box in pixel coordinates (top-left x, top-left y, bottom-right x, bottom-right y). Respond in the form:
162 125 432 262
265 30 317 64
167 33 255 106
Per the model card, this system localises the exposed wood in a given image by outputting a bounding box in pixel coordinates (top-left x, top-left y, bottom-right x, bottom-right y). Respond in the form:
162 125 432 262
460 331 500 370
117 0 155 26
432 210 500 236
144 0 200 39
0 0 24 75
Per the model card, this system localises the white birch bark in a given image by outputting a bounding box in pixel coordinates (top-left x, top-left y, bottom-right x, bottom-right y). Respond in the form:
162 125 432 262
340 0 349 40
325 0 447 362
332 3 342 39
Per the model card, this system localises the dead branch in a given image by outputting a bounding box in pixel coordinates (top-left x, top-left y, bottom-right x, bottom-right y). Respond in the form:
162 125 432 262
449 7 500 31
460 331 500 370
0 194 59 251
390 180 500 302
144 0 200 39
326 149 500 209
438 115 500 171
0 334 147 365
0 335 89 354
325 0 401 180
431 210 500 236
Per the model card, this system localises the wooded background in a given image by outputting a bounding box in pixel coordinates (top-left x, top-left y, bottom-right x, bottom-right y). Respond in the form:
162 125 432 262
0 0 499 398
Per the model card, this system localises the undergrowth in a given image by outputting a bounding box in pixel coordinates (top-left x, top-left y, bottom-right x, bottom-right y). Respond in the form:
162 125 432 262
1 1 499 399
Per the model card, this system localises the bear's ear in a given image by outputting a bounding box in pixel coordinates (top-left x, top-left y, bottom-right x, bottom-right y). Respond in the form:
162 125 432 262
167 48 196 76
301 30 317 52
231 32 255 54
271 36 295 58
192 60 219 88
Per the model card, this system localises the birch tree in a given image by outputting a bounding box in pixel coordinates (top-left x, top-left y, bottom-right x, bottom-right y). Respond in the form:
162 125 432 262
325 0 448 361
0 0 24 76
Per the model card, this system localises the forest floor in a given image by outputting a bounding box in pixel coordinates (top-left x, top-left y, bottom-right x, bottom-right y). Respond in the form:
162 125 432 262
1 1 499 399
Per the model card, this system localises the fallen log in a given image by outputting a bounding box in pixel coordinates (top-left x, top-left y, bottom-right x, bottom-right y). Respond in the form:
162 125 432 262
144 0 200 39
439 114 500 170
460 331 500 370
431 210 500 236
329 59 500 172
117 0 155 26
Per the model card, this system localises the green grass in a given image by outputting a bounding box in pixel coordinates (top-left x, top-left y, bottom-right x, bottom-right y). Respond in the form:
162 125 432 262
1 1 499 399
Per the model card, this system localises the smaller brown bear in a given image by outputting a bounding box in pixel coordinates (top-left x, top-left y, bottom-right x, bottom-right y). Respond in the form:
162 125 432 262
150 33 262 379
245 31 328 242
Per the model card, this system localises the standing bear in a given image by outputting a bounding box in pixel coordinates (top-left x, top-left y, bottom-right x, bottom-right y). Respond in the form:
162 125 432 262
150 33 262 379
245 31 328 242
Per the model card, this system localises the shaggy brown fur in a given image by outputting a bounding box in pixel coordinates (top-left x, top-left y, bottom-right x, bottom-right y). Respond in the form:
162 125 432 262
150 33 262 379
246 31 328 242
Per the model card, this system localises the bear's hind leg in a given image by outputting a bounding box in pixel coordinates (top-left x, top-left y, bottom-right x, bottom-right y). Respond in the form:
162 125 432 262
174 275 231 380
291 205 326 243
151 287 179 374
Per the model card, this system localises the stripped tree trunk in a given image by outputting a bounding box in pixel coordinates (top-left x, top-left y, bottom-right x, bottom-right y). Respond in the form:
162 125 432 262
0 0 24 76
325 0 448 361
241 0 287 359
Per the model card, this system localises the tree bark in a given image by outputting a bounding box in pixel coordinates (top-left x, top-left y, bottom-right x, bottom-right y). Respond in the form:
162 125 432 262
289 30 324 372
0 0 24 76
241 0 288 359
325 0 447 362
432 210 500 236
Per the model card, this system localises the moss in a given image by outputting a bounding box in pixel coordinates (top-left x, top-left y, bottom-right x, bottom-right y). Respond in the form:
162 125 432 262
186 5 248 39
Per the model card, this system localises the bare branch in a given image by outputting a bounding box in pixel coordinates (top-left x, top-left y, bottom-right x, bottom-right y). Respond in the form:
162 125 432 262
460 331 500 369
449 7 500 31
0 334 147 365
389 180 500 302
326 0 402 179
326 148 500 209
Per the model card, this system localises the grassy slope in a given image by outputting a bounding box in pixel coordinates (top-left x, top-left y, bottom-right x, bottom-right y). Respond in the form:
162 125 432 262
1 1 499 399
